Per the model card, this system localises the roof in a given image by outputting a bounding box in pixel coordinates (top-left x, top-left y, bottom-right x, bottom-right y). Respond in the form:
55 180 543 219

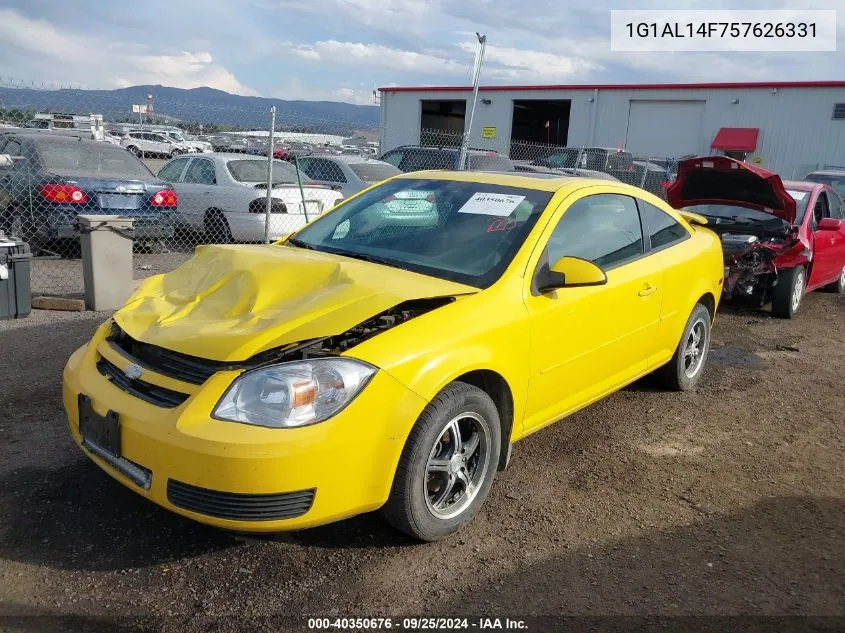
0 130 98 144
314 155 391 165
379 80 845 93
805 169 845 176
393 169 618 192
782 180 822 191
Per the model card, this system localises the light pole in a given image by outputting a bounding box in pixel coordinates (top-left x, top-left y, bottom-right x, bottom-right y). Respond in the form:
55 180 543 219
458 32 487 170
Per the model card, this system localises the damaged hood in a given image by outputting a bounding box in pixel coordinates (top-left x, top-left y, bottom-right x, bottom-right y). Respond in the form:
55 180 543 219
667 156 796 224
115 244 477 361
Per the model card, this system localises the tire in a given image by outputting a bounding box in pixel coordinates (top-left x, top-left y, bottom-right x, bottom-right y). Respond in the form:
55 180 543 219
823 265 845 294
203 210 234 244
381 381 501 542
127 146 142 157
771 266 805 319
656 303 712 391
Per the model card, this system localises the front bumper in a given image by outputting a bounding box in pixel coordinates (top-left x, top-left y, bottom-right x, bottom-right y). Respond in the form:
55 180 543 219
62 324 428 532
225 212 306 242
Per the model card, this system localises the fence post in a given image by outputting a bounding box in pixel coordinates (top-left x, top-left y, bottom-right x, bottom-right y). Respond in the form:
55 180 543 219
639 156 649 188
293 156 309 224
264 106 276 244
574 146 584 175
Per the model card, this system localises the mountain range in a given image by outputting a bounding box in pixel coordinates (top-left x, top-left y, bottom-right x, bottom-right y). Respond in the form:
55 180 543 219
0 85 380 132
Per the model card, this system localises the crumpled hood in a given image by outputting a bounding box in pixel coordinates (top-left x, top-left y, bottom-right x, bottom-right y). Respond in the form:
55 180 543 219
115 244 477 362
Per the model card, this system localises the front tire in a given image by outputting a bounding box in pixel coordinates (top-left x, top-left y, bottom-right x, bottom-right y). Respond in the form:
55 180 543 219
771 266 805 319
381 382 501 542
656 303 712 391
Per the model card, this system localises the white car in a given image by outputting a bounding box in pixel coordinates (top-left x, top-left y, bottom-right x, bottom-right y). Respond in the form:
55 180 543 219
156 153 343 242
161 130 213 153
296 155 402 197
120 131 197 158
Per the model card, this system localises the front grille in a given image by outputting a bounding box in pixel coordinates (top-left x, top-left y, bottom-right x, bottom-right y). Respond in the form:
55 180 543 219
97 357 189 408
167 480 315 521
108 323 228 385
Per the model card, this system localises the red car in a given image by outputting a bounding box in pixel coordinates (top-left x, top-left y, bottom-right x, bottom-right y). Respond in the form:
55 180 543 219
668 156 845 318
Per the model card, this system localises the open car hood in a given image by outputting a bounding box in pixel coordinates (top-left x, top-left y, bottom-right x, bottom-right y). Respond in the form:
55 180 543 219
666 156 796 224
115 244 477 362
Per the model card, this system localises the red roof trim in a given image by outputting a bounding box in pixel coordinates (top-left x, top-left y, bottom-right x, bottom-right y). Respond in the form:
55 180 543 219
378 80 845 93
711 127 759 152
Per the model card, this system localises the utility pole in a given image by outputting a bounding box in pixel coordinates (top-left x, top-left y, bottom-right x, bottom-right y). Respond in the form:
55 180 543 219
458 32 487 170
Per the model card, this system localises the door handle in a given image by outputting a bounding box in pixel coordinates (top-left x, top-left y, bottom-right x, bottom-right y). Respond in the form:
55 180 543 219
638 284 657 297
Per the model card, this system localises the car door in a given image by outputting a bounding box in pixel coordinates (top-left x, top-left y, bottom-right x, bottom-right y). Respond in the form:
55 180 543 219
522 190 663 432
176 157 217 230
156 157 192 228
807 189 844 288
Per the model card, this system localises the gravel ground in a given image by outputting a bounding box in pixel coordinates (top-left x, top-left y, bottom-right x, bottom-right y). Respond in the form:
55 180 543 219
0 294 843 633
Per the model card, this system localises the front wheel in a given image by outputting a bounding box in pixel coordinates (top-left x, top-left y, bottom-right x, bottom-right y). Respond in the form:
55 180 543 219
771 266 805 319
656 303 712 391
381 382 501 542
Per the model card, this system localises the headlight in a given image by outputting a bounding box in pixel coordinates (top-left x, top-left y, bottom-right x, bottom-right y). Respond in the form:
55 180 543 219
212 358 376 428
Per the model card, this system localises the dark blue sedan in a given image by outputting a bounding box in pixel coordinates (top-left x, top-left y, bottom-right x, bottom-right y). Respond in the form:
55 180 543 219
0 131 177 250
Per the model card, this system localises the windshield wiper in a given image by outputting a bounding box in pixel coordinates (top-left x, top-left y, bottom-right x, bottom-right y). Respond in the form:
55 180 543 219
329 249 401 269
286 237 317 250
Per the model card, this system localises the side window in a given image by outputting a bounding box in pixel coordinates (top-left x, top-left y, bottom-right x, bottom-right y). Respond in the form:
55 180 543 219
381 151 403 168
826 190 844 219
638 200 690 250
546 194 644 270
400 150 453 172
296 158 316 178
812 191 831 227
183 159 217 185
157 158 189 182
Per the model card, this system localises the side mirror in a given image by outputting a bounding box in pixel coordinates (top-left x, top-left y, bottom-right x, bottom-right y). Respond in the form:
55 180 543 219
0 154 13 168
537 256 608 293
818 218 843 232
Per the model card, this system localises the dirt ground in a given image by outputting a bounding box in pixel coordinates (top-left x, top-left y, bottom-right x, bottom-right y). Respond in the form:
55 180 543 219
0 292 843 633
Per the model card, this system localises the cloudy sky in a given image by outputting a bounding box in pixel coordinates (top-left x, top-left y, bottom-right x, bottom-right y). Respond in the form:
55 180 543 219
0 0 841 104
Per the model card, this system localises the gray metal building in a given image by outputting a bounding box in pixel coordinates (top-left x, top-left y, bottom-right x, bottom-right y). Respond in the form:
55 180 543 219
378 81 845 178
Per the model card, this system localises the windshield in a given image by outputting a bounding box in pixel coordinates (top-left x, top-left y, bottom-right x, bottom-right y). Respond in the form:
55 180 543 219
348 162 401 182
287 178 553 288
227 159 309 184
167 132 186 142
37 142 154 179
686 195 809 225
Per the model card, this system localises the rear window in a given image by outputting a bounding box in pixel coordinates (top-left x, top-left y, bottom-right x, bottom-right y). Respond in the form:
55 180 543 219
467 154 515 171
227 159 308 184
348 162 401 182
37 142 153 179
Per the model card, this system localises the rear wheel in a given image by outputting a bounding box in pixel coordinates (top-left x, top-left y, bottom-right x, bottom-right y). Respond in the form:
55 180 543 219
823 265 845 294
771 266 805 319
381 382 501 542
656 303 711 391
203 210 233 244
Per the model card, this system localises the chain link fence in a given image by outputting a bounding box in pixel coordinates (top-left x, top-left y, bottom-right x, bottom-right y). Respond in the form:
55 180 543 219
2 80 691 299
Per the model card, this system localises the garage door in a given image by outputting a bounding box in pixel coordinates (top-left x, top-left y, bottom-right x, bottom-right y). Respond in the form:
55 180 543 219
625 100 705 158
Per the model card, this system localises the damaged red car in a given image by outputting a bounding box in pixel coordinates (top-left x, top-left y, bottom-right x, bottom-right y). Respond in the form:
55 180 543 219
668 156 845 318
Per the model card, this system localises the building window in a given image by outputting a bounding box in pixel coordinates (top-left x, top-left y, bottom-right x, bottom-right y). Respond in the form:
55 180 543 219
833 103 845 120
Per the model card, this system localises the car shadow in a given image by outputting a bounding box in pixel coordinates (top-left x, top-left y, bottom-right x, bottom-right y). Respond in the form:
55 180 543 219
0 461 238 572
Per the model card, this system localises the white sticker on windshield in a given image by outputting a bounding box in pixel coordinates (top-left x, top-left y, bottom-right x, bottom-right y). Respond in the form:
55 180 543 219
787 190 807 201
458 192 526 217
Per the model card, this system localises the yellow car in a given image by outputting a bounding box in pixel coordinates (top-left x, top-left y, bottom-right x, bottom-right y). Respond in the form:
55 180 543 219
63 171 723 541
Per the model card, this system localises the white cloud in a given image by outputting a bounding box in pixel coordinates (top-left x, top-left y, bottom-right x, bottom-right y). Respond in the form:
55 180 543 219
0 8 257 95
280 40 468 75
458 42 599 81
274 77 377 105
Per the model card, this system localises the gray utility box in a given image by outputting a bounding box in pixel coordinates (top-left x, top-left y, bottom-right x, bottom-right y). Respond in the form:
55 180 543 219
0 236 32 320
79 215 135 311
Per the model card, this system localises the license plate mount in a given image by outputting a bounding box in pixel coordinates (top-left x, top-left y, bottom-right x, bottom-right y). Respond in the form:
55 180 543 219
78 394 121 457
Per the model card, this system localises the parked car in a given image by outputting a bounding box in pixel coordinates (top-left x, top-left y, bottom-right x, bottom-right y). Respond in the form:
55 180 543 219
64 170 722 541
804 169 845 200
156 153 343 242
512 161 620 181
120 131 196 159
0 131 177 250
159 130 212 154
668 156 845 318
379 145 515 172
295 155 401 197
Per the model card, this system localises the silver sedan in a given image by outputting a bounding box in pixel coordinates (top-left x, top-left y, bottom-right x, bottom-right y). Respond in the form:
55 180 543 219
294 155 402 198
